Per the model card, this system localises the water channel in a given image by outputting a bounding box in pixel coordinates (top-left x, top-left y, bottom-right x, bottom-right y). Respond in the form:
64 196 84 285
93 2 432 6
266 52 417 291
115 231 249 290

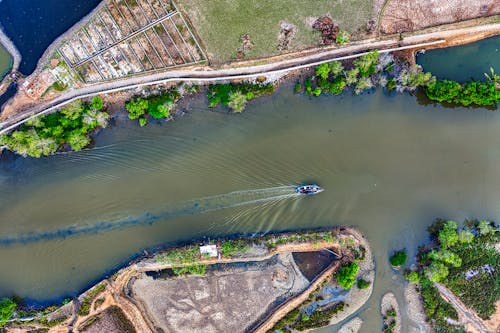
0 32 498 332
0 43 11 80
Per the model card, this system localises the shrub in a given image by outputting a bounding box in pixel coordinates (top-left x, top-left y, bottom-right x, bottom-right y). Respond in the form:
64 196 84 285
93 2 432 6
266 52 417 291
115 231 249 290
227 91 247 113
294 82 302 94
335 262 359 289
389 250 407 266
438 221 458 249
221 240 248 257
405 271 420 284
335 30 350 45
0 298 16 327
125 98 148 120
357 278 370 289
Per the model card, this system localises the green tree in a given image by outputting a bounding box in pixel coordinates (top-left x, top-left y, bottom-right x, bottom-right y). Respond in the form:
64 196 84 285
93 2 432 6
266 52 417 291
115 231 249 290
458 230 474 244
478 220 494 235
389 249 407 266
357 278 370 289
428 250 462 268
425 261 449 282
294 82 303 94
67 131 90 151
328 76 347 95
138 117 147 127
150 101 173 119
312 87 322 96
353 51 378 77
228 91 247 113
406 271 421 284
125 98 149 120
90 96 104 110
315 63 331 80
335 262 359 289
345 68 359 85
438 220 459 249
484 67 500 84
329 61 344 76
425 80 461 103
0 298 16 327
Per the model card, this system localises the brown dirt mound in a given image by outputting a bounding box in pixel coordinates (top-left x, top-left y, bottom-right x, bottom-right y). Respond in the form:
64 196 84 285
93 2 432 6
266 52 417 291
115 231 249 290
313 16 339 45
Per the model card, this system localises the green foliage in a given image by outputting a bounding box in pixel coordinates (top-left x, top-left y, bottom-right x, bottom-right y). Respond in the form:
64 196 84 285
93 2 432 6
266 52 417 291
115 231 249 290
458 230 474 244
139 117 147 127
428 249 462 268
345 68 359 86
228 91 248 113
386 78 396 90
221 240 248 257
425 79 499 106
335 262 359 289
207 82 274 110
389 249 407 266
357 278 370 289
425 261 449 282
329 61 344 76
315 63 331 80
292 302 345 331
156 246 207 276
0 298 16 327
405 271 420 284
312 87 322 96
328 76 347 95
90 96 104 110
354 76 373 94
353 51 378 77
2 99 109 157
335 30 350 45
52 81 67 91
478 220 494 235
125 98 148 120
304 77 313 95
438 220 459 249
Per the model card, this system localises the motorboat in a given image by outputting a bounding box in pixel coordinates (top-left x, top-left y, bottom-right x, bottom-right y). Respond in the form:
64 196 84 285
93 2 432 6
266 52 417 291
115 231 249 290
295 184 324 195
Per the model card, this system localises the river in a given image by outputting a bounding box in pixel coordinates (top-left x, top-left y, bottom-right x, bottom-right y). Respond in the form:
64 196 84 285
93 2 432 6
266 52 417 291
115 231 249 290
0 37 499 332
0 43 11 80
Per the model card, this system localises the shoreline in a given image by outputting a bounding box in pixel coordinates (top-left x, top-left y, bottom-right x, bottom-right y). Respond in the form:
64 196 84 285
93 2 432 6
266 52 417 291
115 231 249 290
1 17 499 132
3 227 373 333
0 24 21 73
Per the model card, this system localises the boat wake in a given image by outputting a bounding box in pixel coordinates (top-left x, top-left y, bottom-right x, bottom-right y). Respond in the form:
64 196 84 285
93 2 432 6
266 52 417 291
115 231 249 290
0 186 299 246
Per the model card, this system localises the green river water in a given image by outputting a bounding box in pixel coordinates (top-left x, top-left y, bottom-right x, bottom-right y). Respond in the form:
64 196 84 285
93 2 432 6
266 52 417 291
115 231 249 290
0 36 499 332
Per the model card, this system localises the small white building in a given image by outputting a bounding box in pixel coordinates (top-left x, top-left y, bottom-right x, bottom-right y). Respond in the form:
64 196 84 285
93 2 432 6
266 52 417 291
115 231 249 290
200 244 217 257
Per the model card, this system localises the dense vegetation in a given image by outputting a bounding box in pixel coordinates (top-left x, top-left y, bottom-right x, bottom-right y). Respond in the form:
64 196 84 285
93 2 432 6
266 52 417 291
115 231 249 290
335 262 359 289
78 283 106 316
406 219 499 332
1 97 108 157
207 82 274 113
125 84 198 126
389 249 407 267
425 79 500 106
0 298 16 327
220 239 248 257
156 246 207 276
298 52 499 108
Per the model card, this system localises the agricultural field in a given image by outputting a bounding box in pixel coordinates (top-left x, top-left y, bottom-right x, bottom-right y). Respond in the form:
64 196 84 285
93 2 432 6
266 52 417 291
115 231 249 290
176 0 375 64
57 0 205 83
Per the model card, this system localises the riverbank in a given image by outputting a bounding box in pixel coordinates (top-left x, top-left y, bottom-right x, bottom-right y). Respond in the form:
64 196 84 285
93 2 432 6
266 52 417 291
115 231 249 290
0 25 21 73
1 227 374 333
1 16 499 133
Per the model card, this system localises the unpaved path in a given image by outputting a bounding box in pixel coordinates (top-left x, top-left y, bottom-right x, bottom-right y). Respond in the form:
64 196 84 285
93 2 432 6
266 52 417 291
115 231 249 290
434 282 492 333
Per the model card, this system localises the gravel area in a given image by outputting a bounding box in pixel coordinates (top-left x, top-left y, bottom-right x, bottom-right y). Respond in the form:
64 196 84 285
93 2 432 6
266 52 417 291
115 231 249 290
338 317 363 333
381 292 401 333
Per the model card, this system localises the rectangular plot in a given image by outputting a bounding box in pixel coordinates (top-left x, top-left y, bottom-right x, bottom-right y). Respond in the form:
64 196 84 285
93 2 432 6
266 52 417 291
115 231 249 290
75 62 102 83
136 34 164 68
144 28 174 66
128 38 154 70
107 2 132 36
153 24 183 65
171 15 203 62
68 37 89 61
118 43 144 72
85 23 107 50
114 0 140 31
77 31 97 54
124 0 149 26
100 10 124 40
148 0 167 17
93 19 115 45
100 51 122 77
163 18 194 62
59 44 80 65
159 0 175 13
135 0 158 21
109 46 134 75
93 56 115 79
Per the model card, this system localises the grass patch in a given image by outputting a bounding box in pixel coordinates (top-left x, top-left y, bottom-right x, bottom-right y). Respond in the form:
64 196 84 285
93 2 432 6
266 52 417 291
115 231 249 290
177 0 373 64
78 282 106 316
221 239 248 257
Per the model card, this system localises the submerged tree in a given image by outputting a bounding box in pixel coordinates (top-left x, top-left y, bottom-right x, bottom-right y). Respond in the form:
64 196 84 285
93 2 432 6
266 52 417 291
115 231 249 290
228 91 247 113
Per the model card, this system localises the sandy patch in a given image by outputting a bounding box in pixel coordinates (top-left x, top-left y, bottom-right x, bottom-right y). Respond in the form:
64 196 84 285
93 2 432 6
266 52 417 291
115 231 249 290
381 292 401 333
338 317 363 333
404 284 432 333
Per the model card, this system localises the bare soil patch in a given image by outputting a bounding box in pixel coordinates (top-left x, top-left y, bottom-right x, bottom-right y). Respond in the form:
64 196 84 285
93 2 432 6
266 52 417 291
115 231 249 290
79 306 136 333
130 253 309 333
380 0 500 34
